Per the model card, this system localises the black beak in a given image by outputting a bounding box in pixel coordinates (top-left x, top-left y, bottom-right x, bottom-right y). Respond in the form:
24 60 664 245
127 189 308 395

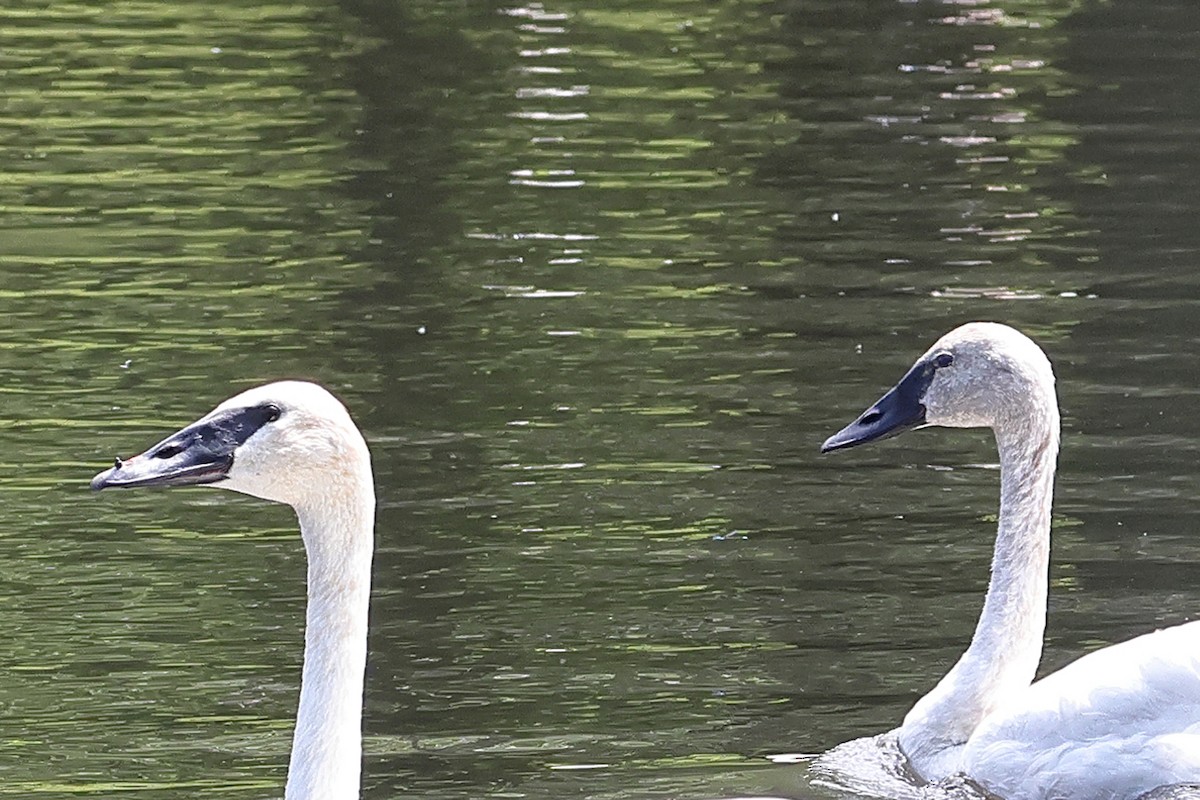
91 424 235 491
91 403 280 491
821 360 936 453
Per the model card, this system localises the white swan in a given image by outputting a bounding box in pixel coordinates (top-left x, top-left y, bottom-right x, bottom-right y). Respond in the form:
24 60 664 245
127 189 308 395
91 381 373 800
818 322 1200 800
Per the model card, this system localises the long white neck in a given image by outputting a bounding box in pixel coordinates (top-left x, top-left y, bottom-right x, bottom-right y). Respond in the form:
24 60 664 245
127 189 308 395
898 400 1059 779
284 480 375 800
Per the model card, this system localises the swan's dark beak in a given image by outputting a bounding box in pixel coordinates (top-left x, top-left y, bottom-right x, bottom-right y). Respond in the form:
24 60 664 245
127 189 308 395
91 404 278 491
821 360 935 453
90 427 234 491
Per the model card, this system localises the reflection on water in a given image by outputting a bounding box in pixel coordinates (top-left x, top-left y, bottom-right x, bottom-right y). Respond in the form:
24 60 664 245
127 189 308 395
0 0 1196 798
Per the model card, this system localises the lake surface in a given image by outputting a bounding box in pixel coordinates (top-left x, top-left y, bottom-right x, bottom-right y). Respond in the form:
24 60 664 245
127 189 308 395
2 0 1199 797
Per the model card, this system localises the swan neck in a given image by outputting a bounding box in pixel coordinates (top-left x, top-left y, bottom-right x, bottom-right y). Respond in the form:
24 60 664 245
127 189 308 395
899 397 1059 778
956 421 1059 701
284 483 375 800
979 418 1059 661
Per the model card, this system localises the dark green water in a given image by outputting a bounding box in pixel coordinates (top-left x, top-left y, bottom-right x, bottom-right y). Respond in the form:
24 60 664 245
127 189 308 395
2 0 1199 797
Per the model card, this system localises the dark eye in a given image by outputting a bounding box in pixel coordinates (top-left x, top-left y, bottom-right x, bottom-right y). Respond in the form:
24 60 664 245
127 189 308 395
265 404 282 422
153 443 183 459
933 352 954 369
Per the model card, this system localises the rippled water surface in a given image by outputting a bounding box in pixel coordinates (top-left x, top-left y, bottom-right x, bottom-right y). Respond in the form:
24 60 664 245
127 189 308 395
5 0 1200 797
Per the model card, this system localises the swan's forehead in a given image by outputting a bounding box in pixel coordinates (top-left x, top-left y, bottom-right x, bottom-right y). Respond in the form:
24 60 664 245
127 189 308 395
931 321 1019 354
214 380 347 417
926 322 1048 371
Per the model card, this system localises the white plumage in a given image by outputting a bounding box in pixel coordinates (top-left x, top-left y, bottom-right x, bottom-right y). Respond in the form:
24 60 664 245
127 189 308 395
817 323 1200 800
93 381 374 800
965 623 1200 799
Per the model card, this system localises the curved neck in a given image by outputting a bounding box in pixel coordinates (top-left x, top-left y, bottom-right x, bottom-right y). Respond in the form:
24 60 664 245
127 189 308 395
899 402 1060 778
284 482 375 800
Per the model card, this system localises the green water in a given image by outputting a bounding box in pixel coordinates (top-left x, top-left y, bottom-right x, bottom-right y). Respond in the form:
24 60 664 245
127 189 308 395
0 0 1198 797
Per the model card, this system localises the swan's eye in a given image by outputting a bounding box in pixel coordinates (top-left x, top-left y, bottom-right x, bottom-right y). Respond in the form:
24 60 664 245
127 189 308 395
153 443 184 459
265 404 282 423
933 352 954 369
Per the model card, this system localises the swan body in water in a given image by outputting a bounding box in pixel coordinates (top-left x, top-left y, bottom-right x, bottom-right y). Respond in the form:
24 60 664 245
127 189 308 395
818 323 1200 800
91 381 373 800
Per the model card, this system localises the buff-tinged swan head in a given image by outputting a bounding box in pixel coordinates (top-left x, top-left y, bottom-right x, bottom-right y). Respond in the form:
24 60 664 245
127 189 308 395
91 380 371 509
822 322 1056 453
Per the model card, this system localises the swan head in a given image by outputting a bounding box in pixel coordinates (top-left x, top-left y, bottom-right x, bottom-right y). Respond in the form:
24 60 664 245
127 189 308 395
91 380 371 509
821 322 1056 452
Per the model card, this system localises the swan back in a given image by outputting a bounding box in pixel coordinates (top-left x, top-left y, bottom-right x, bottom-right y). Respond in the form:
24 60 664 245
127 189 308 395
965 622 1200 799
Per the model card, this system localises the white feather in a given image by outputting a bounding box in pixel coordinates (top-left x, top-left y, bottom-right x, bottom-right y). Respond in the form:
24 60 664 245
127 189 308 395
99 381 374 800
816 323 1200 800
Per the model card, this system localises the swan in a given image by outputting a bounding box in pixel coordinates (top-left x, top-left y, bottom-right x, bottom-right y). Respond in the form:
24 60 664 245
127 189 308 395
90 381 373 800
817 322 1200 800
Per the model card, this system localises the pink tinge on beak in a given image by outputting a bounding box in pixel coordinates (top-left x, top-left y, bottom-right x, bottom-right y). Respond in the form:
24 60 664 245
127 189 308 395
91 454 142 490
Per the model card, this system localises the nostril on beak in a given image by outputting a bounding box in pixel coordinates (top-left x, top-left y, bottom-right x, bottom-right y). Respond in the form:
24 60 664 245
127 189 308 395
859 409 883 426
113 456 124 469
